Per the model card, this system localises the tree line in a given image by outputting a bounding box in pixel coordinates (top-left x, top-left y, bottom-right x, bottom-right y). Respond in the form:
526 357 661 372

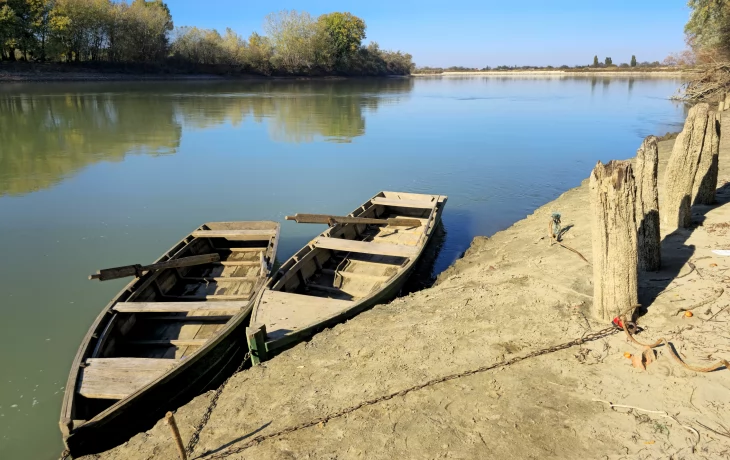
684 0 730 62
0 1 414 75
415 57 667 74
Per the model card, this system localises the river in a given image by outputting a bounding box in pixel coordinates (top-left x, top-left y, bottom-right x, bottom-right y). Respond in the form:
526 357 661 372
0 75 686 459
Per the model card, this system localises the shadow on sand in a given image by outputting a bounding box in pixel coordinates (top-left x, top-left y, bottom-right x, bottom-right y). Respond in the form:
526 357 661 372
637 182 730 318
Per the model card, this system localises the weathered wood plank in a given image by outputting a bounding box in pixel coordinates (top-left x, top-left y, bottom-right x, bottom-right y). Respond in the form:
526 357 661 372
126 339 208 347
166 293 254 301
260 290 353 309
89 254 220 281
179 276 259 282
143 315 233 322
286 214 422 227
321 269 390 281
113 301 249 313
192 230 276 240
255 290 354 342
246 323 268 365
312 237 418 258
216 261 260 266
224 247 266 252
78 358 176 400
370 197 436 209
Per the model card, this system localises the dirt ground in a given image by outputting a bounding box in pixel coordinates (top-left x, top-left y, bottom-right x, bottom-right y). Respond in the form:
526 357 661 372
87 137 730 460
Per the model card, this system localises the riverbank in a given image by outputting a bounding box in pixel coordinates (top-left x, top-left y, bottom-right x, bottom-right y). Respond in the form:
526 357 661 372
84 134 730 459
0 63 412 83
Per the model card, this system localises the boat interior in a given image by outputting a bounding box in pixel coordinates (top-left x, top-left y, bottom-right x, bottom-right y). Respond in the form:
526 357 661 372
256 192 443 341
73 221 277 419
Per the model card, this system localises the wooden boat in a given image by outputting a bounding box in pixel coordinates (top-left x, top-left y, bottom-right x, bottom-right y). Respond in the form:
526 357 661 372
60 221 279 456
248 192 446 362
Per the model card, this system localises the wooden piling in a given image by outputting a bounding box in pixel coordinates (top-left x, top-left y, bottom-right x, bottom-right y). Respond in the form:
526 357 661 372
663 103 710 229
590 160 639 321
165 411 187 460
692 111 721 205
246 323 268 365
634 136 661 272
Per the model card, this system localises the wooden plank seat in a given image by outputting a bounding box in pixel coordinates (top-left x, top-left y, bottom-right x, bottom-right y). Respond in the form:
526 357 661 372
178 276 259 282
321 269 391 281
165 294 254 301
370 197 436 209
113 301 250 313
256 290 354 340
311 237 419 258
126 339 208 347
192 230 277 240
78 358 176 400
144 315 232 321
216 261 260 266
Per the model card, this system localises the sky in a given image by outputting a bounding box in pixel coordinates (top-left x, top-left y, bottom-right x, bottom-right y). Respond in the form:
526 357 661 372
165 0 691 68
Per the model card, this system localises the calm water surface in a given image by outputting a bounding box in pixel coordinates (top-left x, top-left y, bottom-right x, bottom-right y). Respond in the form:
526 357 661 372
0 76 686 458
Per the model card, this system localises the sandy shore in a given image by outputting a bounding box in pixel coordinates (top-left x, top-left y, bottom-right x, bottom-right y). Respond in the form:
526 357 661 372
85 137 730 459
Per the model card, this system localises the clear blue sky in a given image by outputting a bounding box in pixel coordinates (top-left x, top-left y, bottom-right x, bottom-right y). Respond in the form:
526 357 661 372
166 0 690 67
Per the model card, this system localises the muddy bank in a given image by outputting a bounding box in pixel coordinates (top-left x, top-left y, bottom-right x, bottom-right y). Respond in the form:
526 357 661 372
0 71 352 83
87 138 730 460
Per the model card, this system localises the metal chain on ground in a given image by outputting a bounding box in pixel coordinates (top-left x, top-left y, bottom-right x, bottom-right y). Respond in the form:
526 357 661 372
186 351 251 457
202 327 618 459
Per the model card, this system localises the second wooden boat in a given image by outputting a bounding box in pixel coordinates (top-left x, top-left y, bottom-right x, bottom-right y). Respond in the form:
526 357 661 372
248 191 446 361
60 221 279 456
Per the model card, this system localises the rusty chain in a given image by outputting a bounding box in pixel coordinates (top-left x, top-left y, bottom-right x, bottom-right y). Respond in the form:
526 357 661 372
201 327 618 459
186 351 251 457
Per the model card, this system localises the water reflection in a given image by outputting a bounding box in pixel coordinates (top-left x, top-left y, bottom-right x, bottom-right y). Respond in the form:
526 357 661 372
0 91 180 196
0 78 414 196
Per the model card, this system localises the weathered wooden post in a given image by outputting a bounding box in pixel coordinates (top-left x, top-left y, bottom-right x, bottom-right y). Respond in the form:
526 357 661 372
662 103 710 229
165 411 188 460
692 111 721 205
634 136 661 271
590 160 639 321
246 323 268 365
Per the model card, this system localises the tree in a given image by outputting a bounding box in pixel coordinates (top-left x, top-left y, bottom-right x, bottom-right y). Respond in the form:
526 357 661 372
315 12 365 70
0 3 16 60
246 31 273 74
630 55 637 67
604 56 612 66
120 0 173 62
686 0 727 50
592 55 599 67
264 10 317 73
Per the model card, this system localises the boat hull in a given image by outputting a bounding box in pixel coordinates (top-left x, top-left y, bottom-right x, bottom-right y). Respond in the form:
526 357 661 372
257 192 447 357
64 314 250 455
60 221 279 456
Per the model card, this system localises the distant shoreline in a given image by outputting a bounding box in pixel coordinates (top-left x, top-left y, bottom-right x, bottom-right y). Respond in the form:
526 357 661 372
413 69 690 77
0 67 691 83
